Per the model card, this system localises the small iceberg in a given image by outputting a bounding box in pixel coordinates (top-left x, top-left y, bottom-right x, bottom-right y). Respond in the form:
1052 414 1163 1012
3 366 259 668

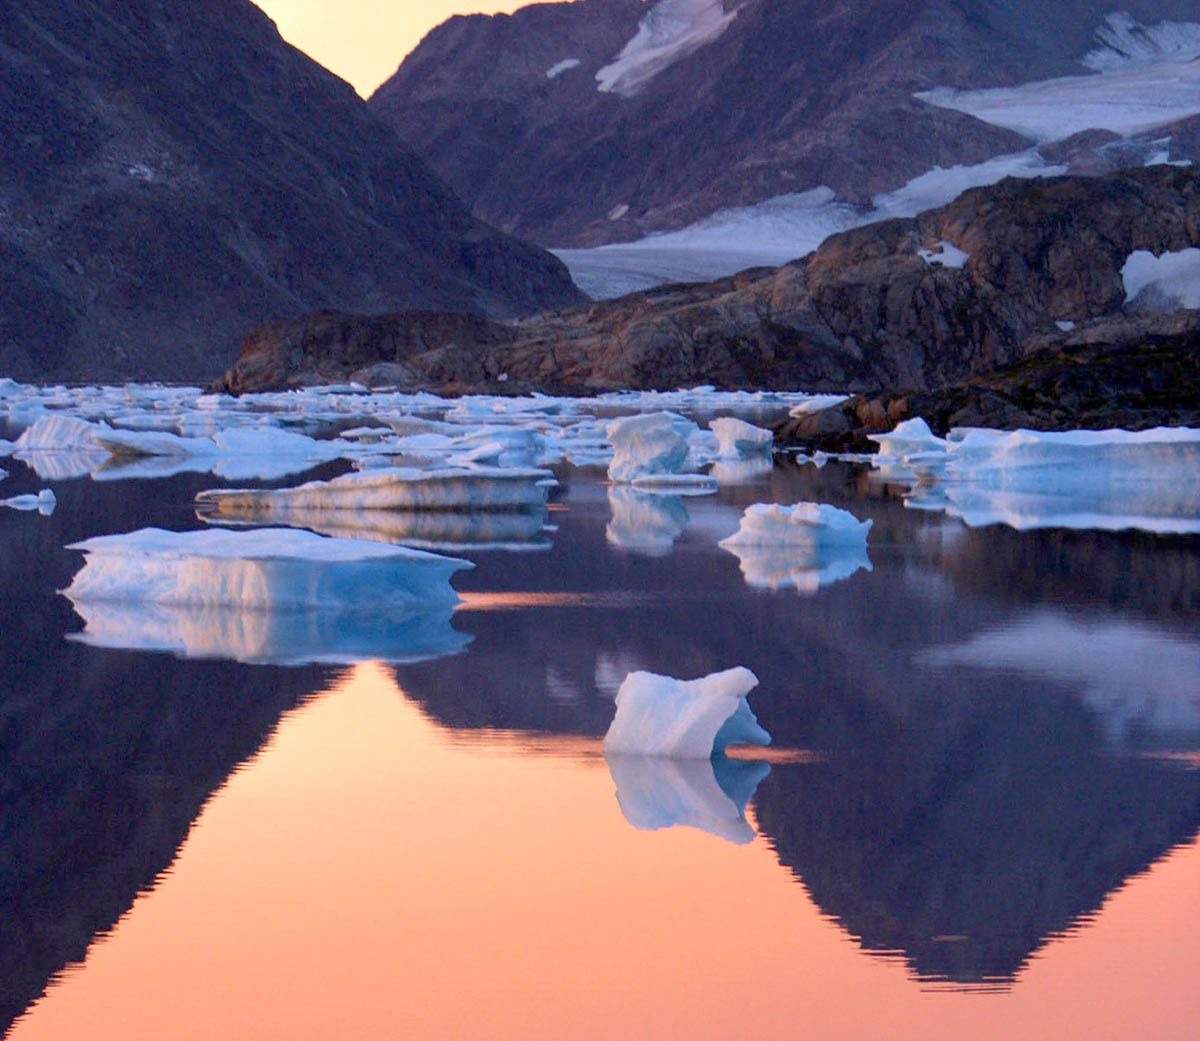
606 753 770 844
603 667 770 758
63 527 472 611
709 416 773 458
1 488 56 515
196 465 555 515
607 411 704 484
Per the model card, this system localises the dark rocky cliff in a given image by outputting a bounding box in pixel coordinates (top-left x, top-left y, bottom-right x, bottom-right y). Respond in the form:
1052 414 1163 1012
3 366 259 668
370 0 1199 246
0 0 582 383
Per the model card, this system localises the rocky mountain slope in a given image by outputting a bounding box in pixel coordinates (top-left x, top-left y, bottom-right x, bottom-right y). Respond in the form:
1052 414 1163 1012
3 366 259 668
0 0 581 383
216 165 1200 427
371 0 1200 251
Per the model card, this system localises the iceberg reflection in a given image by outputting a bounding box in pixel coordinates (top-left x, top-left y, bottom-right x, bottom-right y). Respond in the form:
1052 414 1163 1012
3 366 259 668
606 753 770 845
605 487 689 556
722 542 873 593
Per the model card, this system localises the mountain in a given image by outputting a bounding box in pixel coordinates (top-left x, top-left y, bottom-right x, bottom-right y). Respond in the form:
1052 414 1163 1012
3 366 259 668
0 0 582 383
371 0 1200 286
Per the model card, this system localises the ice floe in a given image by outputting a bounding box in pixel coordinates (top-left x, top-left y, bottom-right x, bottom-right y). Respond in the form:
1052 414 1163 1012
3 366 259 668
719 502 873 549
1 489 56 514
606 753 769 844
603 667 770 758
196 466 555 514
596 0 737 97
874 425 1200 533
1122 248 1200 311
710 416 773 458
917 14 1200 142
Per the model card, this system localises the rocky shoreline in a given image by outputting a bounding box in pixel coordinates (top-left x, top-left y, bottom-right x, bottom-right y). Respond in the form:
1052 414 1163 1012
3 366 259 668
213 167 1200 444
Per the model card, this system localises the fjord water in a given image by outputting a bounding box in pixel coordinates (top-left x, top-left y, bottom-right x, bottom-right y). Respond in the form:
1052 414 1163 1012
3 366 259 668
1 456 1198 1039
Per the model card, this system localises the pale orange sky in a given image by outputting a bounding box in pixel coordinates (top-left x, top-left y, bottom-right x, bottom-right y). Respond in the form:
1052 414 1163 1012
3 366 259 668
256 0 559 97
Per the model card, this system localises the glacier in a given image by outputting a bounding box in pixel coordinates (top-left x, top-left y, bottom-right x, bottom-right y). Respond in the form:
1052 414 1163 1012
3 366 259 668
606 753 769 844
603 667 770 758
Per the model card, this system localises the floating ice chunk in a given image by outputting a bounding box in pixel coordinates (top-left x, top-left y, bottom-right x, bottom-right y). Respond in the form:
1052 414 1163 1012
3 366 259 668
606 753 770 844
1121 248 1200 311
603 667 770 759
710 417 773 458
2 489 56 514
719 502 873 548
64 527 471 614
203 505 553 553
66 599 470 666
606 487 689 556
15 414 101 451
546 57 581 78
630 472 718 495
606 411 698 483
196 466 555 515
789 395 851 418
918 241 970 269
869 417 950 461
596 0 737 97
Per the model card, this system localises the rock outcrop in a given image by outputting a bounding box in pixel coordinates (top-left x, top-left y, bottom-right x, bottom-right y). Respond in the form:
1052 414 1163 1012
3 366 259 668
370 0 1199 246
0 0 582 383
216 167 1200 403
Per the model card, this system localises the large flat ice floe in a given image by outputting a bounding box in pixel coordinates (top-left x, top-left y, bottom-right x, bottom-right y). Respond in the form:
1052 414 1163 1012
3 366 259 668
916 13 1200 142
718 502 873 592
62 527 474 665
873 425 1200 534
603 667 770 758
64 527 472 610
196 466 555 515
606 753 769 844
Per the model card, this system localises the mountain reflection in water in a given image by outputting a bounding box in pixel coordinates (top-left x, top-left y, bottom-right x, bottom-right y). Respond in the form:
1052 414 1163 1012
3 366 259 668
0 458 1197 1036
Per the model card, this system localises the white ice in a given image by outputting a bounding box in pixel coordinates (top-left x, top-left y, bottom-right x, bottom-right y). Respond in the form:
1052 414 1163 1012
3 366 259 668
603 666 770 758
1 488 56 514
196 466 555 514
1121 248 1200 310
719 502 873 548
926 611 1200 740
916 14 1200 142
556 151 1065 298
64 527 472 613
546 57 582 78
606 411 699 483
919 241 970 269
710 416 773 458
606 753 769 844
596 0 737 97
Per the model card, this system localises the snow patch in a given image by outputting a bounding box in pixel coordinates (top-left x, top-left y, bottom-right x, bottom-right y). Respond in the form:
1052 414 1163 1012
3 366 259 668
603 667 770 758
596 0 737 97
1121 248 1200 310
919 241 970 269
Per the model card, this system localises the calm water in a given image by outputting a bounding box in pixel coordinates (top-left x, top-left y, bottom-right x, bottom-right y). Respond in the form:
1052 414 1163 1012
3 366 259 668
1 451 1198 1039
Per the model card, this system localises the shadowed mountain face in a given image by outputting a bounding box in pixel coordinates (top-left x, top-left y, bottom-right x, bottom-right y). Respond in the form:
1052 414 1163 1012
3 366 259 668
0 0 581 383
371 0 1199 246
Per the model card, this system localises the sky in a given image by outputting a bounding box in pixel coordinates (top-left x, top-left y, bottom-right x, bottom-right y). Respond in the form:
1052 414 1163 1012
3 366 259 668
255 1 540 98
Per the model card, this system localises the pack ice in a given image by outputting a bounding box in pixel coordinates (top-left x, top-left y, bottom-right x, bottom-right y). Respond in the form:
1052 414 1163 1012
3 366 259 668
196 466 555 515
603 667 770 758
606 753 770 844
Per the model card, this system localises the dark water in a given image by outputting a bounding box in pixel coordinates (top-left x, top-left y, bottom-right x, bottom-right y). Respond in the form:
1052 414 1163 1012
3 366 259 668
1 453 1198 1039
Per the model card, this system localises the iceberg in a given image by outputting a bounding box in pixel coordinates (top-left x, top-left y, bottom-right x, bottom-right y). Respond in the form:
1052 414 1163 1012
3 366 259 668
709 416 773 458
1 489 56 514
606 753 770 844
196 465 555 514
63 527 472 612
603 667 770 758
869 417 949 461
719 502 873 549
606 411 700 483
